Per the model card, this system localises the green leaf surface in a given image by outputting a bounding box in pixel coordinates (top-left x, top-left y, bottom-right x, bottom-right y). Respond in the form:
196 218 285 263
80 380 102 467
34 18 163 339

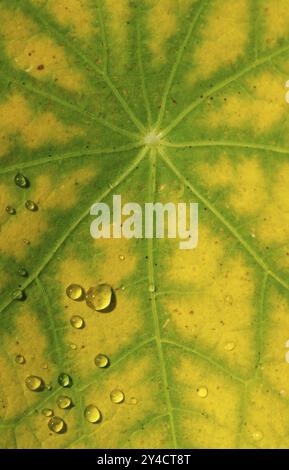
1 0 289 449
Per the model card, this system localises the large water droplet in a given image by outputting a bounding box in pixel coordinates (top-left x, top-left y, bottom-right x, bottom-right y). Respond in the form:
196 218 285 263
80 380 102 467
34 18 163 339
15 354 25 365
42 408 54 417
94 354 109 368
14 173 29 188
197 386 208 398
84 404 101 423
70 315 84 329
48 416 66 434
25 200 38 212
57 395 72 409
86 284 112 311
110 389 125 404
66 284 84 301
6 205 16 215
58 373 72 388
25 375 44 391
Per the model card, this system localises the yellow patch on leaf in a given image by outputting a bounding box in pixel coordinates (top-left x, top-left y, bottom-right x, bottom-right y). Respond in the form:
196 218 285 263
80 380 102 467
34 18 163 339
188 0 249 82
0 8 85 92
0 94 83 156
170 350 241 448
1 309 56 420
47 0 98 40
207 72 286 133
263 0 289 48
146 0 192 65
164 252 256 375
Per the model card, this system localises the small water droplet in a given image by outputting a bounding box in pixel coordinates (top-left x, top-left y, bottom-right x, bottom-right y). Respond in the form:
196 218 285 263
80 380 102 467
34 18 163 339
70 315 84 329
23 238 30 245
11 288 25 301
46 383 52 391
130 397 138 405
57 395 72 409
15 354 25 365
25 375 44 391
70 343 77 350
66 284 84 301
42 408 53 417
86 284 112 311
224 295 233 305
110 389 125 404
58 373 72 388
48 416 66 434
197 386 208 398
224 342 235 351
94 354 109 368
14 173 29 188
84 404 101 423
252 431 263 442
17 266 28 277
119 255 125 261
6 205 16 215
42 363 48 370
148 284 155 293
25 200 38 212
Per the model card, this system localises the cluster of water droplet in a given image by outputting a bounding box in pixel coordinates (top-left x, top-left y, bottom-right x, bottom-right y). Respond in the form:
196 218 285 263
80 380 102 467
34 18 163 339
66 282 113 312
8 173 40 302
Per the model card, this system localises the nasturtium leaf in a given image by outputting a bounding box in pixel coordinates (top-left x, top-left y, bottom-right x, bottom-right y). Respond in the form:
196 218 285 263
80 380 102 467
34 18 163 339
1 0 289 449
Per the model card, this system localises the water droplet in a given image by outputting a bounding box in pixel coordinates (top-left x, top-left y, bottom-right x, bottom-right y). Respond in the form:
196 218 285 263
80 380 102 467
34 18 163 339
66 284 84 301
197 386 208 398
46 383 52 391
148 284 155 293
86 284 112 311
224 342 235 351
11 288 25 301
57 395 72 409
48 416 66 434
130 397 138 405
119 255 125 261
84 404 101 423
17 266 28 277
42 363 48 370
94 354 109 368
25 375 44 391
42 408 53 417
70 315 84 329
15 354 25 364
70 343 77 350
58 373 72 388
110 389 125 404
23 238 30 245
6 205 16 215
252 431 263 442
25 200 38 212
224 295 233 305
14 173 29 188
